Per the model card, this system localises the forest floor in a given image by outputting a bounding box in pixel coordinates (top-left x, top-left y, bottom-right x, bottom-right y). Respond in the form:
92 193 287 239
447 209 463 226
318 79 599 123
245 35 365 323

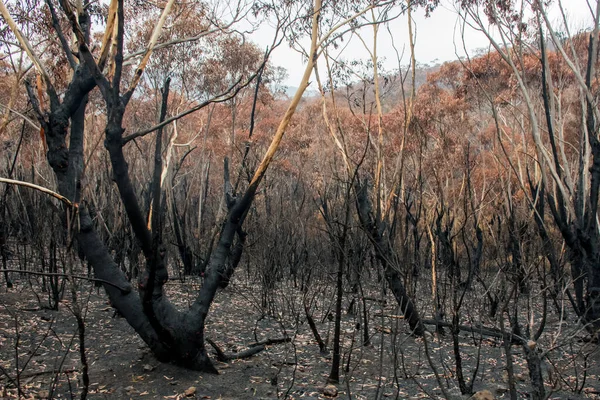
1 276 599 400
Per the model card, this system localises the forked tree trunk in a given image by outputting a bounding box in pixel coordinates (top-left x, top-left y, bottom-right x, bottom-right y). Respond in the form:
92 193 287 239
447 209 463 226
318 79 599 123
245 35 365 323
13 0 385 372
74 0 323 371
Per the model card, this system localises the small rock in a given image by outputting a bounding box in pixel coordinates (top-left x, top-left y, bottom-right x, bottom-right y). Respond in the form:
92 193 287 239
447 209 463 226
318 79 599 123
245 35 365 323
37 390 49 399
184 386 197 397
469 390 495 400
502 369 527 383
514 372 527 382
143 364 154 372
495 386 508 395
322 384 338 397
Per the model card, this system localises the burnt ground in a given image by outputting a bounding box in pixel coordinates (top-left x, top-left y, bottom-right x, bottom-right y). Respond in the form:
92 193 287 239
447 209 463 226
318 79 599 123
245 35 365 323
1 276 599 400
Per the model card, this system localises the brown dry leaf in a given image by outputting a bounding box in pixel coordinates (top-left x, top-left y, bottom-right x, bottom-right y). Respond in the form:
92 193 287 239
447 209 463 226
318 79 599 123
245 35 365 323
184 386 196 397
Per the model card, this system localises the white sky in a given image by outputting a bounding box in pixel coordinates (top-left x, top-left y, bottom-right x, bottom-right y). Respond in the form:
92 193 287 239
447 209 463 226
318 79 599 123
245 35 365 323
250 0 596 87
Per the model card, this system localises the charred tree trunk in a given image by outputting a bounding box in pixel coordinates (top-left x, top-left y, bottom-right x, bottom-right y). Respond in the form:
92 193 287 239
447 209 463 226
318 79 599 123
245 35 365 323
524 344 546 400
171 199 194 276
538 20 600 331
218 228 246 289
319 188 351 384
305 303 328 354
528 178 573 314
435 211 460 283
356 179 423 335
77 207 171 358
582 23 600 331
218 157 247 289
11 0 325 373
328 237 345 384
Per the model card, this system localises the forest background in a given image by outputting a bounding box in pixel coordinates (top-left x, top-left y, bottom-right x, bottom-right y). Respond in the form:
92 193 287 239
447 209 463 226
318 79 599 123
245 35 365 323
1 0 600 399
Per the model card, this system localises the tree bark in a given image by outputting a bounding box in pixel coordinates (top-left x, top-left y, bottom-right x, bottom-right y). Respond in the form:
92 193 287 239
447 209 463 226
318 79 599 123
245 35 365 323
356 180 423 335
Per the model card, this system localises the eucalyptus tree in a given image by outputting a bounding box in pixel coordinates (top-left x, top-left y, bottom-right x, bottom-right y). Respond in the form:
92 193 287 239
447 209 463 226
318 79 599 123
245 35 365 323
458 0 600 335
0 0 396 372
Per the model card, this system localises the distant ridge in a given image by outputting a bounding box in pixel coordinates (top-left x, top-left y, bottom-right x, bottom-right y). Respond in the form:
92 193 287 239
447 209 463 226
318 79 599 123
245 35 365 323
284 86 319 98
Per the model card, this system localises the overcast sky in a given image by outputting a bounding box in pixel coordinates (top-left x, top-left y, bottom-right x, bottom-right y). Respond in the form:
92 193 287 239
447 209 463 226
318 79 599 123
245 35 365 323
250 0 596 87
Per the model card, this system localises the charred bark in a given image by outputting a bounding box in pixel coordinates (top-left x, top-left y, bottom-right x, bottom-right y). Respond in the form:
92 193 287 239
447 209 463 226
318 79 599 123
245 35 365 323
218 228 246 289
171 200 195 275
77 207 170 359
538 21 600 332
355 179 423 335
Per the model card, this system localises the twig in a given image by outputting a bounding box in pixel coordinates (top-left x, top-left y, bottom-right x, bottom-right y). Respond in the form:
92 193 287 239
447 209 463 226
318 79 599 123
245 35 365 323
206 338 229 362
206 339 264 361
373 313 404 320
14 368 77 380
249 336 291 347
0 270 131 293
0 178 73 207
421 319 527 343
206 336 290 362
